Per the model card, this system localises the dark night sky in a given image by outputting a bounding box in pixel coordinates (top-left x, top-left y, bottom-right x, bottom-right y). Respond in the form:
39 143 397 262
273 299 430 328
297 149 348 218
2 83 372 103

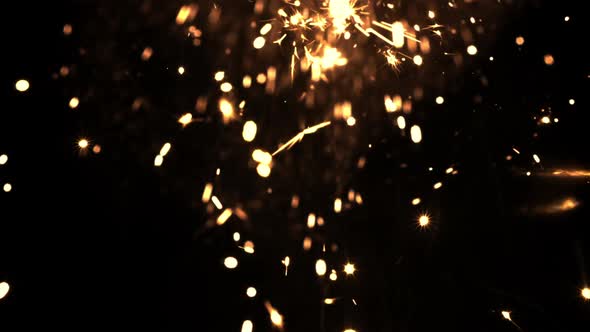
1 1 589 331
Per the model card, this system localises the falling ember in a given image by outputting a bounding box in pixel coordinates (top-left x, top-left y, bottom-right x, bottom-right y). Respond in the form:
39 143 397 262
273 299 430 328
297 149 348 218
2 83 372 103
246 287 257 298
218 98 235 123
397 116 406 129
201 183 213 203
69 97 80 109
334 198 342 213
78 139 89 149
436 96 444 105
433 182 443 190
272 121 331 156
501 311 512 321
141 47 153 61
0 154 7 165
413 55 423 66
582 287 590 300
410 125 422 143
154 155 164 167
307 213 316 228
343 329 357 332
569 99 575 105
242 121 258 142
216 208 233 225
253 36 266 49
241 320 253 332
515 36 525 45
330 269 338 281
265 301 284 329
252 149 273 165
303 237 312 251
446 167 454 174
211 196 223 210
0 282 9 300
223 256 238 269
233 232 241 242
214 71 225 81
176 4 198 25
3 183 12 193
260 23 272 35
533 154 541 163
412 198 421 206
467 45 478 55
256 163 271 178
544 54 554 65
418 214 430 227
160 143 172 157
178 66 185 75
63 24 73 35
324 298 336 304
15 79 29 92
282 256 290 276
315 259 327 276
392 21 405 48
243 241 255 254
178 113 193 126
220 82 233 92
344 262 356 275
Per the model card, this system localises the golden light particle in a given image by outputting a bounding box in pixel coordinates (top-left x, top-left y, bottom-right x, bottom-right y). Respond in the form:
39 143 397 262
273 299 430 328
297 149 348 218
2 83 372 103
233 232 241 242
329 269 338 281
256 73 267 84
433 182 443 190
541 116 551 124
446 167 454 174
214 71 225 81
344 263 356 275
217 208 233 225
242 121 257 142
307 213 316 228
324 298 335 304
252 149 272 165
533 154 541 163
428 10 435 19
220 82 233 92
467 45 478 55
242 75 252 88
15 79 29 92
0 282 9 300
243 241 255 254
412 198 421 206
241 320 253 332
224 256 238 269
253 36 266 49
178 113 193 126
397 116 406 129
436 96 444 105
63 24 73 35
515 36 525 46
314 259 327 277
343 329 357 332
178 66 185 75
501 311 512 321
582 287 590 300
202 183 213 203
418 215 430 227
544 54 554 65
246 287 257 298
413 55 423 66
141 47 153 61
59 66 70 76
176 5 198 25
303 236 312 251
92 144 101 154
256 163 271 178
3 183 12 193
346 117 356 126
78 139 89 149
211 196 223 210
69 97 79 109
410 125 422 143
564 16 570 22
0 154 7 165
260 23 272 35
569 99 575 105
154 155 164 167
218 98 234 122
334 198 342 213
265 301 284 328
160 143 171 156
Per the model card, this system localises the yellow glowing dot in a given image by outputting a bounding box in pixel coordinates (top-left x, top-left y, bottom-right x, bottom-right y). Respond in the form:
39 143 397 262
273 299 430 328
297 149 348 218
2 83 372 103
515 36 525 46
78 139 89 149
501 311 512 321
344 263 356 275
489 56 494 61
334 198 342 213
544 54 554 65
266 302 284 328
63 24 73 35
397 116 406 130
343 329 357 332
256 73 267 84
526 171 531 176
433 182 443 190
412 198 421 206
392 21 405 48
217 208 233 225
242 121 258 142
214 71 225 81
141 47 153 61
260 23 272 35
569 99 575 105
329 270 338 281
324 298 335 304
178 66 185 75
15 79 29 92
418 215 430 227
303 236 312 250
428 10 435 19
307 213 316 228
0 154 7 165
436 96 444 104
582 287 590 300
346 117 356 126
467 45 478 55
224 256 238 269
178 113 193 126
256 163 271 178
315 259 327 276
3 183 12 193
564 16 570 22
243 286 256 299
220 82 233 93
239 100 246 109
253 36 266 49
446 167 454 174
91 145 100 154
211 195 223 210
243 240 255 254
241 320 253 332
160 143 171 156
69 97 80 109
413 55 423 66
410 125 422 143
540 116 550 124
201 183 213 203
242 75 252 88
233 233 241 243
533 154 541 163
154 155 164 167
554 118 559 123
219 98 234 122
252 149 272 165
0 282 9 300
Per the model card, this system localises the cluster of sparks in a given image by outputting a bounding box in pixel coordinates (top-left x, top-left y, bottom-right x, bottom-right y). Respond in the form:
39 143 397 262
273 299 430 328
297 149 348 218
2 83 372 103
4 1 590 331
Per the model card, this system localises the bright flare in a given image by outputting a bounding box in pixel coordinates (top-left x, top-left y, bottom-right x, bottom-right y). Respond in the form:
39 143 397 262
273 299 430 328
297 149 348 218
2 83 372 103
344 262 356 275
316 259 327 276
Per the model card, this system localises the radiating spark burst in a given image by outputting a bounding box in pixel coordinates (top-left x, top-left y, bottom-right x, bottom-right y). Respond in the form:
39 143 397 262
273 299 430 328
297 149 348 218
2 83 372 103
327 0 366 35
418 214 430 227
265 301 284 329
582 287 590 300
273 121 331 156
344 262 356 275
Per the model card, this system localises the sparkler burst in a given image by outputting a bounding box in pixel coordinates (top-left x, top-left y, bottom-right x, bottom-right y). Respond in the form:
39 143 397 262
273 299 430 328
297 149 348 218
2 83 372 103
4 0 590 331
